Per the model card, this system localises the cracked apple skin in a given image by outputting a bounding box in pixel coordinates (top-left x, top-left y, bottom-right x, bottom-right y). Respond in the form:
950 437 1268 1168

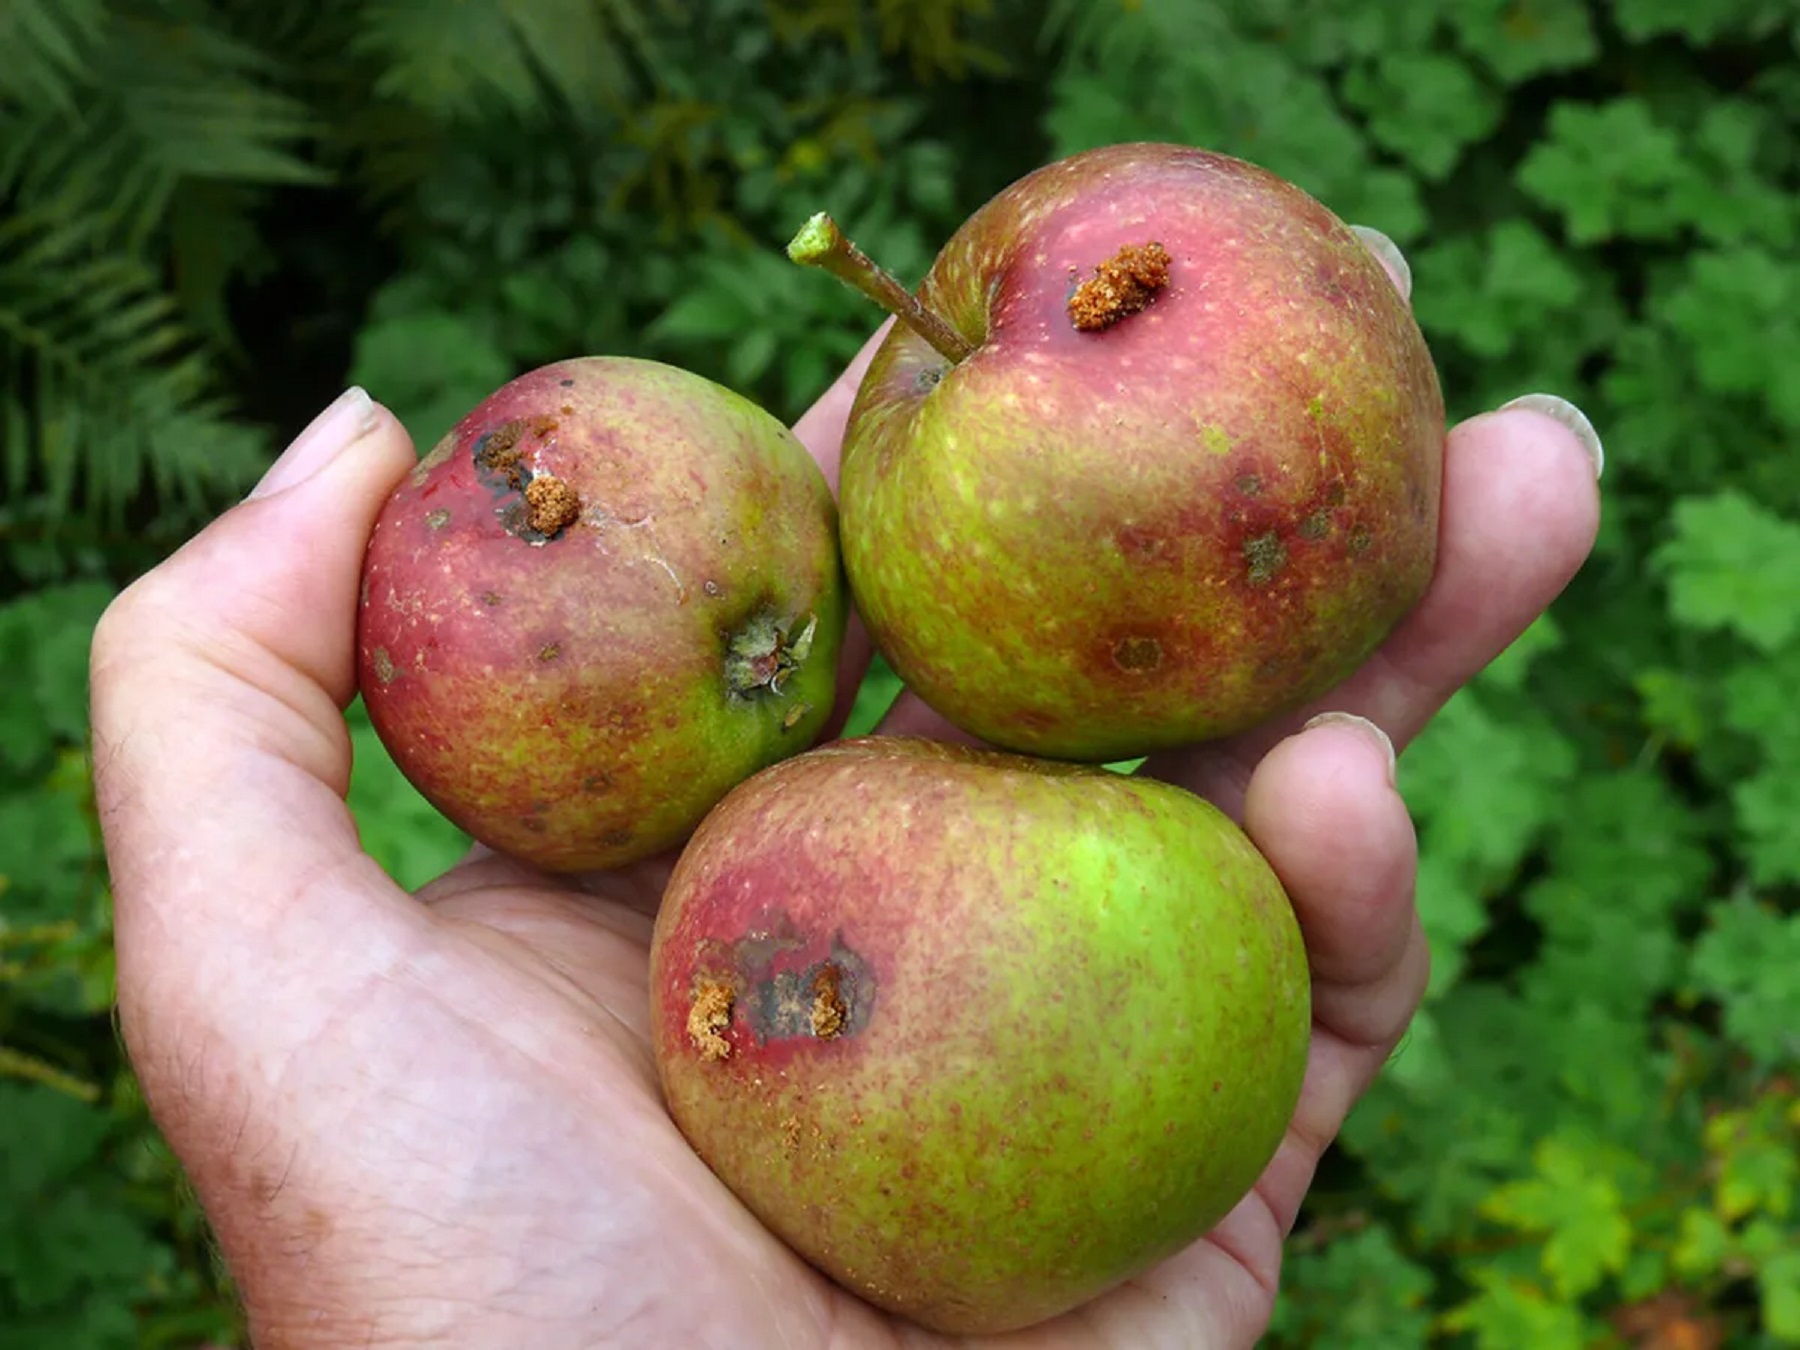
355 356 846 873
649 736 1310 1335
839 142 1446 761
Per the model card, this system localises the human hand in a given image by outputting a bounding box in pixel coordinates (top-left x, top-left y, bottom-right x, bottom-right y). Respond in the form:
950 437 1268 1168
89 254 1601 1347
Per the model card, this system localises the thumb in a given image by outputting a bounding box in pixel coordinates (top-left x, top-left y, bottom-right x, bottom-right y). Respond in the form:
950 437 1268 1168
91 388 432 1117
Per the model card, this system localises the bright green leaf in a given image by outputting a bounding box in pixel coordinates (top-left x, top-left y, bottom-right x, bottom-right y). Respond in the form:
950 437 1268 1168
1479 1133 1635 1298
1442 1271 1596 1349
1657 492 1800 651
1760 1244 1800 1339
1401 690 1578 878
1673 1206 1732 1278
1703 1101 1798 1222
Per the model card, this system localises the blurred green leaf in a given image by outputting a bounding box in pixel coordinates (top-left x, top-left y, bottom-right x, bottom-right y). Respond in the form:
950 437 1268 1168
1657 492 1800 651
1481 1134 1635 1299
348 311 515 450
1401 690 1578 878
1688 898 1800 1066
1270 1224 1435 1349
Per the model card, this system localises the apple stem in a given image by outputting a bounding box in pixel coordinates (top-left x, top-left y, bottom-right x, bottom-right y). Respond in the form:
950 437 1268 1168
787 213 974 365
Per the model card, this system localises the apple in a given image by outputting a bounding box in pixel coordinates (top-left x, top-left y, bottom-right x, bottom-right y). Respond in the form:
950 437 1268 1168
355 355 846 873
790 141 1445 761
649 736 1310 1334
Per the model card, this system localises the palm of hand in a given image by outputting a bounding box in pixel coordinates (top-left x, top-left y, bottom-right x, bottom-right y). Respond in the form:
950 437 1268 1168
90 332 1598 1347
225 827 1279 1347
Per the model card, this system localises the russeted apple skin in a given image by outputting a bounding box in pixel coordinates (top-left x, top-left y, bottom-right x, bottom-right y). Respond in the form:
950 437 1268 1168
839 142 1446 761
649 737 1311 1336
355 356 846 873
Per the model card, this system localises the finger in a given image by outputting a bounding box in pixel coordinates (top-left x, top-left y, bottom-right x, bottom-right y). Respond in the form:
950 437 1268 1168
1149 398 1604 815
1235 713 1427 1239
789 318 894 494
789 321 896 740
1244 715 1422 1043
1350 225 1412 303
92 390 430 1088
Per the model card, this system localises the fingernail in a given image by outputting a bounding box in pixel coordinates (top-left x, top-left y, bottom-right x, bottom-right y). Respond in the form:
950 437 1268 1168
249 387 380 500
1303 711 1398 785
1350 225 1411 302
1498 393 1604 481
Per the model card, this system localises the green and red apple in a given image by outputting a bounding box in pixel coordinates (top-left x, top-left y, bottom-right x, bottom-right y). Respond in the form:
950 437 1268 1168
792 141 1445 761
355 355 846 873
649 737 1311 1334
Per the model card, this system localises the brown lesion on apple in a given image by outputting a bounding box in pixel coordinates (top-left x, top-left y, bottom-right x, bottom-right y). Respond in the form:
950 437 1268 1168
426 507 451 530
1244 531 1289 585
687 976 737 1062
1067 241 1172 332
524 474 581 535
810 963 848 1039
475 416 559 480
735 940 873 1043
1299 509 1333 541
474 417 578 542
370 647 397 683
1112 636 1163 672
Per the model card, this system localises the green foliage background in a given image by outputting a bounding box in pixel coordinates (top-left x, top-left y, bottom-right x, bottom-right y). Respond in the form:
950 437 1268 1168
3 0 1798 1344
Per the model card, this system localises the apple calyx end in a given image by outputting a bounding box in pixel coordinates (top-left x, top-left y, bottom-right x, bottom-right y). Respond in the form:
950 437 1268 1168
725 610 818 699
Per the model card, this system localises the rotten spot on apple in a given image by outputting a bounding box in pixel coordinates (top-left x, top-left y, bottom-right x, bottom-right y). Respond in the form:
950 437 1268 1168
809 962 849 1039
687 977 736 1061
1243 531 1288 585
1066 241 1172 331
739 947 870 1043
1112 635 1164 672
523 475 581 536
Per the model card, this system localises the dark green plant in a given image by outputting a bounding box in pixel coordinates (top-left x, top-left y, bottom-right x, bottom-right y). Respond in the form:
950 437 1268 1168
3 0 1797 1343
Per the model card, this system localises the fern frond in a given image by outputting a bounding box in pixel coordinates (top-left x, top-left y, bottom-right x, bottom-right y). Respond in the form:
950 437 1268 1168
0 211 267 519
356 0 667 122
3 8 328 247
101 15 329 186
0 0 108 112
